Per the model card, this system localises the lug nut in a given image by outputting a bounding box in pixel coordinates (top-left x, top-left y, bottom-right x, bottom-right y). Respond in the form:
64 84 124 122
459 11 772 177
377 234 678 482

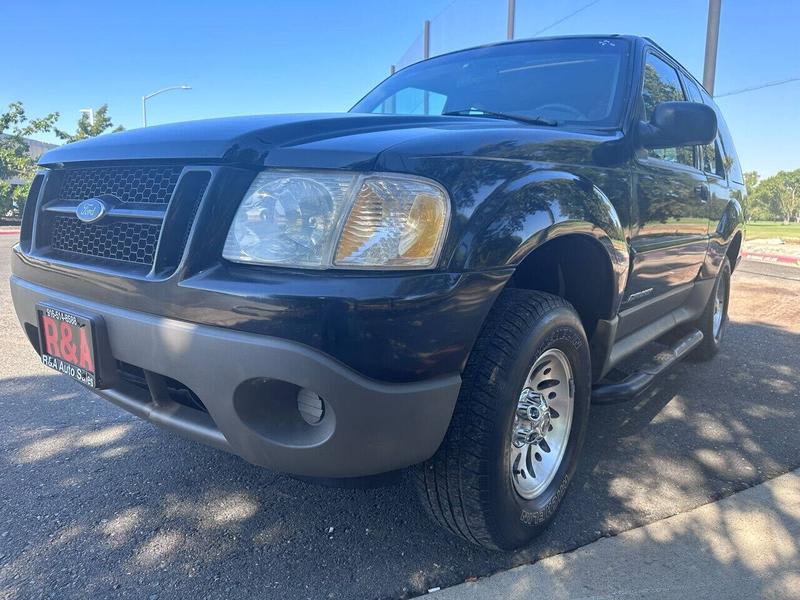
518 405 540 420
513 427 532 447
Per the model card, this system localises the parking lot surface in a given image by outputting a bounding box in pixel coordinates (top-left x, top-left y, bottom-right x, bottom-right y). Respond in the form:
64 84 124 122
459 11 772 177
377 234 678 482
1 235 799 599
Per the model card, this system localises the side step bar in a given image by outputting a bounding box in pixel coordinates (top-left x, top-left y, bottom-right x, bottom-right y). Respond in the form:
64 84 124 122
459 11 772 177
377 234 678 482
592 329 704 404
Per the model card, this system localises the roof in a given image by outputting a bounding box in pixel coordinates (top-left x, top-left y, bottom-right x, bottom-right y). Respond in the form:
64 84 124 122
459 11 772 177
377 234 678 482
419 34 646 61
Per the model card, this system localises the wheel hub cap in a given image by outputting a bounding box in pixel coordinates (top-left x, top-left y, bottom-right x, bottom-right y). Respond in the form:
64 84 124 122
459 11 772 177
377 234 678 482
513 390 551 447
509 348 575 500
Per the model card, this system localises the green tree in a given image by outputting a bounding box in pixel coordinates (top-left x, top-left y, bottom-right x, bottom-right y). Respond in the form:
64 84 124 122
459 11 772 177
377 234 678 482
775 170 800 223
741 170 760 222
0 102 59 218
54 104 123 143
750 169 800 222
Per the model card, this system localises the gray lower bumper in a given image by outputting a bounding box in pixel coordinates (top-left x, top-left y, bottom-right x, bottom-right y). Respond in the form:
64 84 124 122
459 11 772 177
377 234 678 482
10 276 461 477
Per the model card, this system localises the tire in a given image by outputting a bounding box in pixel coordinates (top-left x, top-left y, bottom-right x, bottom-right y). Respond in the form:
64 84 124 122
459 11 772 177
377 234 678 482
692 256 731 361
413 289 592 550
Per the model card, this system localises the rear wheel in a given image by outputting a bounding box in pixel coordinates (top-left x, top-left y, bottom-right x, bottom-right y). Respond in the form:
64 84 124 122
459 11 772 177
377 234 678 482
413 289 591 550
692 257 731 361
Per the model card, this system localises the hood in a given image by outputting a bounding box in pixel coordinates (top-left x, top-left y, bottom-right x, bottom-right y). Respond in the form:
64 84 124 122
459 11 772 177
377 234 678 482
39 113 620 172
39 113 522 170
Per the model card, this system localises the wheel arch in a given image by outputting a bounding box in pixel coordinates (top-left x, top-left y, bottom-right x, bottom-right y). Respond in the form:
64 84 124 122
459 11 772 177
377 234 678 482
701 196 745 279
458 170 629 332
457 170 628 274
507 231 621 339
726 229 743 272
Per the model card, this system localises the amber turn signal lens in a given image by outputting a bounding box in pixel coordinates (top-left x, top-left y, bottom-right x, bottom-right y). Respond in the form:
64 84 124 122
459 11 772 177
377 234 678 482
334 176 449 268
399 193 446 259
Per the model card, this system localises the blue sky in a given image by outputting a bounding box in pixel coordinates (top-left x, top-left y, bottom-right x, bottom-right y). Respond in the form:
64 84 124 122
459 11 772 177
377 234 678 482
5 0 798 177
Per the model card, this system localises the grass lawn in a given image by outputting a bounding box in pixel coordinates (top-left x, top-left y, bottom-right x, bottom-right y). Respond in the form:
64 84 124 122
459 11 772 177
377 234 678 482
745 221 800 244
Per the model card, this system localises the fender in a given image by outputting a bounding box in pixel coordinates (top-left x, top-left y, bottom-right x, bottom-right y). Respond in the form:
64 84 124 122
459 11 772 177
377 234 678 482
701 196 745 279
457 170 630 315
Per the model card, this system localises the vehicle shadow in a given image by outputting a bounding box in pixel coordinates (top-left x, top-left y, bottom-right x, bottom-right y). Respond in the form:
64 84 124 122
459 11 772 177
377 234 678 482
0 318 798 599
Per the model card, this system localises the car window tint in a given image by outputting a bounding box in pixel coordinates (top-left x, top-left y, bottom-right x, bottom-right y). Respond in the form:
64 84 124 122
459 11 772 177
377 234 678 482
682 75 704 103
682 75 718 174
699 87 744 184
702 138 726 177
642 53 693 167
352 37 631 127
714 114 743 183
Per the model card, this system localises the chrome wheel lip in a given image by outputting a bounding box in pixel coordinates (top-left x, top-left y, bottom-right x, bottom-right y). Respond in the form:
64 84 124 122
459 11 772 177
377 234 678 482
510 348 574 501
712 274 727 341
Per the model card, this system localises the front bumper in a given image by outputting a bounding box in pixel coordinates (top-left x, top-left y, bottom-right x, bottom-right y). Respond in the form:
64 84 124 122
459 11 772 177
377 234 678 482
11 275 463 477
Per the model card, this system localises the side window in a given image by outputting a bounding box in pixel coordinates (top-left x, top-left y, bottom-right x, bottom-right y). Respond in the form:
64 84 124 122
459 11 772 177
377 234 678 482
682 76 723 177
641 53 694 167
702 138 726 177
700 88 744 184
715 115 743 183
683 76 704 103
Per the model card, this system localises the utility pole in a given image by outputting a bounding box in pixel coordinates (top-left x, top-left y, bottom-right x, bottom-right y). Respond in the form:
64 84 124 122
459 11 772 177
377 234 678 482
703 0 722 94
423 20 431 114
507 0 516 40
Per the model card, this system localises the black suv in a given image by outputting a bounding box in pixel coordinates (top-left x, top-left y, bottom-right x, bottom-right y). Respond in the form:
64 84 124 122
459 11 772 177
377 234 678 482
10 35 744 550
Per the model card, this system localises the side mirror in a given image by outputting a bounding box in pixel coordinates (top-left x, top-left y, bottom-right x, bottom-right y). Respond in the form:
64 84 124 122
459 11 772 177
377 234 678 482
637 101 717 149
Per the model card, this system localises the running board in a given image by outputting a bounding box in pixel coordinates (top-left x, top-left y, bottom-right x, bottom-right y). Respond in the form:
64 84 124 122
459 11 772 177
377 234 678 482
592 329 704 404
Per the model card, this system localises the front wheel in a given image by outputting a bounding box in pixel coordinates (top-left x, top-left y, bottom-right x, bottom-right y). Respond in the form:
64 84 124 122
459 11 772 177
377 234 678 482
413 289 591 550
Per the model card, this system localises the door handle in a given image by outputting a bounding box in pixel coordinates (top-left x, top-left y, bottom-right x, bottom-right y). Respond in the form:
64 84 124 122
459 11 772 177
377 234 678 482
694 185 709 202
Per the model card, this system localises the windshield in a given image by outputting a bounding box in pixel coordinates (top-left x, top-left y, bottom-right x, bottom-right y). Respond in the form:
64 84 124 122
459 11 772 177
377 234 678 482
351 37 631 127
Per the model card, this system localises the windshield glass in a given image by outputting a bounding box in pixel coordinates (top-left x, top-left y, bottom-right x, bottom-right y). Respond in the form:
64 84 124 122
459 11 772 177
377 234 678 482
351 37 631 127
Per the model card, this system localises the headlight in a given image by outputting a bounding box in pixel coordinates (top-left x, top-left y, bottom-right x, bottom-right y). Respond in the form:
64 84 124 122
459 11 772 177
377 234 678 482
223 171 449 269
222 171 357 268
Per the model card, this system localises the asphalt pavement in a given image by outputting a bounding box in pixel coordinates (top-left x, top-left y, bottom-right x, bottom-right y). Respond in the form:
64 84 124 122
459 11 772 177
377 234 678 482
438 469 800 599
1 237 799 599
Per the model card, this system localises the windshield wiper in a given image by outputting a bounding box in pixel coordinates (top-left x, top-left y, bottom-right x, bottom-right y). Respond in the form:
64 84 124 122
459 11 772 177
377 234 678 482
442 109 558 126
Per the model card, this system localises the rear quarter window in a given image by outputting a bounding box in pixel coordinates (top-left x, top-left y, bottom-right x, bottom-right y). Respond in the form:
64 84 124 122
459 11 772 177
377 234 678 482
714 111 744 184
682 75 726 178
700 87 744 185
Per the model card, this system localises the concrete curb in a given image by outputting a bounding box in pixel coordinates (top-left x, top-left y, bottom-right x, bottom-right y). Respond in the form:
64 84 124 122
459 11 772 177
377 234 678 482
435 469 800 599
0 228 20 236
742 250 800 267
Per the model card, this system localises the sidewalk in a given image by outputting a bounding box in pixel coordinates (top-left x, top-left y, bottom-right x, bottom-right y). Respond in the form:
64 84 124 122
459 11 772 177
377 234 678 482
435 469 800 599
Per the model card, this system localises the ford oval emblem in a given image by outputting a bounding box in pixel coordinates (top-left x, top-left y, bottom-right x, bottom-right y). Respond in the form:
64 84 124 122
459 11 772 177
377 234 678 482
75 198 108 224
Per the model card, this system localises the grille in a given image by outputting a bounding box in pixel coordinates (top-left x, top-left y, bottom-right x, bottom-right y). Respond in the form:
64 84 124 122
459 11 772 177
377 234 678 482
58 165 182 204
36 164 212 272
50 216 161 265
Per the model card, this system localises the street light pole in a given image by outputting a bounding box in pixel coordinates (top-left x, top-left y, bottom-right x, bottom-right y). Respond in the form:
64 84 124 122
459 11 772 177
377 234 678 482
141 85 192 127
507 0 516 40
703 0 722 95
423 20 430 60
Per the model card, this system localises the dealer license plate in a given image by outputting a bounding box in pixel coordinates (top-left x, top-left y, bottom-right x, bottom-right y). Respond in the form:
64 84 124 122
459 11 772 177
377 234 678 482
36 304 98 388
